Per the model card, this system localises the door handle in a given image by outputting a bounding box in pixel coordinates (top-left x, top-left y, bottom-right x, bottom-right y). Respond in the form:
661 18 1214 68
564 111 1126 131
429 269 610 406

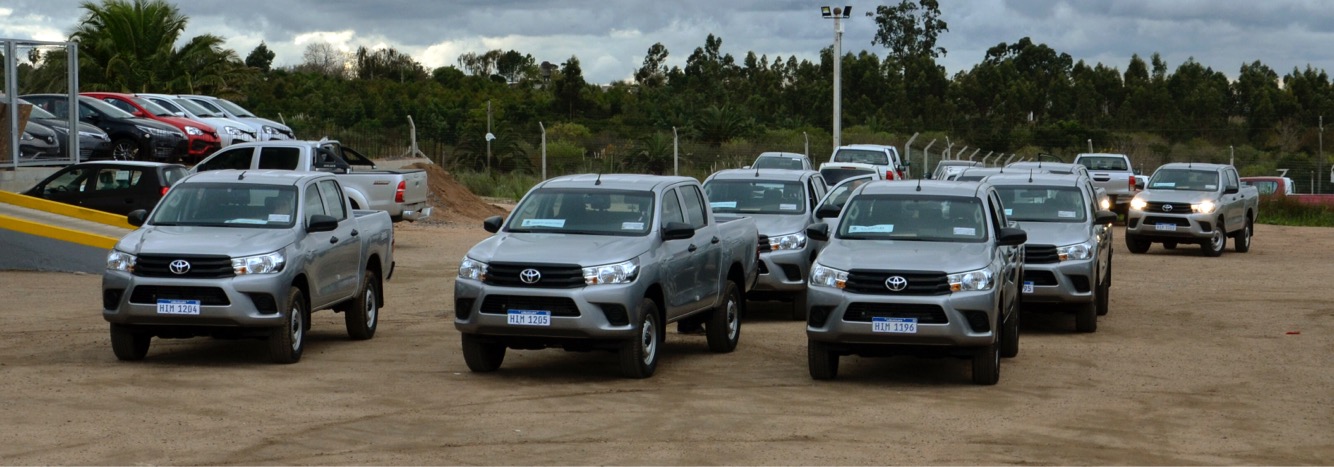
329 236 339 244
711 236 720 244
688 244 698 253
350 229 359 237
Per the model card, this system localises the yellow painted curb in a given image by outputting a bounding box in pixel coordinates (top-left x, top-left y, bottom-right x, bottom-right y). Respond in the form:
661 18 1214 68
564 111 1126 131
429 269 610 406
0 190 134 229
0 213 118 249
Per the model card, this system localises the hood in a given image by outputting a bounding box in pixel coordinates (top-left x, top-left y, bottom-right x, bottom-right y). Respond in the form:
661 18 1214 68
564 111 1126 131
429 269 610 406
467 233 649 266
118 226 298 258
745 213 811 237
126 117 183 134
160 116 216 134
199 117 250 133
818 240 992 273
1137 189 1216 204
32 118 105 136
23 121 57 139
245 116 292 132
1011 221 1091 246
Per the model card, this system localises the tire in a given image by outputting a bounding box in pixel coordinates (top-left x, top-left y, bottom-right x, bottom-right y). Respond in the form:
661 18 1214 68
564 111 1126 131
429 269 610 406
706 281 742 353
971 343 1000 385
1125 234 1151 254
1095 271 1111 317
111 138 139 161
109 323 150 361
1163 241 1177 250
619 299 661 378
268 286 306 364
790 292 808 321
808 338 839 380
460 333 506 372
1075 301 1098 333
344 270 379 340
1000 299 1020 359
1201 219 1226 257
1233 219 1253 253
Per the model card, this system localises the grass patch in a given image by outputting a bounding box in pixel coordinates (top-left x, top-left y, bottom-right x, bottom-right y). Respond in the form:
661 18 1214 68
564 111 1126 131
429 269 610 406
452 171 540 202
1256 196 1334 227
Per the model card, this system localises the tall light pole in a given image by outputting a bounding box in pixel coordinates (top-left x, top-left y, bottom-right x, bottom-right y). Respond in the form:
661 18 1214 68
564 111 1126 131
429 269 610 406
1319 116 1324 193
821 5 850 153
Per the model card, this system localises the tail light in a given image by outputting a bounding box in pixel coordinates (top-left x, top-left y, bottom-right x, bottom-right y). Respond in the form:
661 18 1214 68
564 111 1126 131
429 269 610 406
1129 176 1136 191
395 180 406 203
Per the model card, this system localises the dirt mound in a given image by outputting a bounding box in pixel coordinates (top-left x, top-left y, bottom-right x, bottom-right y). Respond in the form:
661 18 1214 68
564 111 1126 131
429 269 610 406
409 162 509 225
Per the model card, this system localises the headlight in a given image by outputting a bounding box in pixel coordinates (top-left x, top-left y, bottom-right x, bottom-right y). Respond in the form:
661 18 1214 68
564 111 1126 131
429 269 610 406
107 250 136 272
223 126 241 136
263 125 277 135
1056 242 1093 261
136 125 176 138
1192 200 1216 214
809 263 848 289
458 257 488 281
184 126 203 136
768 232 807 251
77 130 106 140
1129 198 1147 211
948 268 994 292
1099 198 1111 210
583 258 639 285
232 250 285 275
21 132 33 141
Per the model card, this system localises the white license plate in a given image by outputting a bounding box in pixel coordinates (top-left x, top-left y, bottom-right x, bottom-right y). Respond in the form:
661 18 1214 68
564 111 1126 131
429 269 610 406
1023 281 1034 293
157 299 200 315
507 310 551 326
872 317 917 333
1155 223 1178 232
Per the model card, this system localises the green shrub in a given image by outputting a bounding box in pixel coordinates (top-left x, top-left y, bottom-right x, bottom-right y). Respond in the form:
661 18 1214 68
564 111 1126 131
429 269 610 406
1256 196 1334 227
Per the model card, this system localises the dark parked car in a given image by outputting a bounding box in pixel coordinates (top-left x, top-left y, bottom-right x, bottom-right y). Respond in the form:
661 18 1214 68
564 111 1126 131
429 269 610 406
84 92 221 162
23 161 189 215
21 94 187 162
18 120 61 160
19 98 114 161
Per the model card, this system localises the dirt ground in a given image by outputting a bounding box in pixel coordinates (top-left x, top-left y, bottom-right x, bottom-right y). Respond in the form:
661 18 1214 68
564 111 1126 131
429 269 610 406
1 222 1331 465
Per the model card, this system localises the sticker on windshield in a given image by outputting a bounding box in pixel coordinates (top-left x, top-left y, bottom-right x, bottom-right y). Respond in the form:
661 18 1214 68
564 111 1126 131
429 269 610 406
1057 211 1076 218
953 227 976 236
268 214 291 222
1004 208 1013 215
1205 184 1217 190
710 201 737 208
225 218 268 225
622 222 644 230
522 219 566 228
780 203 798 210
1152 182 1176 188
849 224 894 233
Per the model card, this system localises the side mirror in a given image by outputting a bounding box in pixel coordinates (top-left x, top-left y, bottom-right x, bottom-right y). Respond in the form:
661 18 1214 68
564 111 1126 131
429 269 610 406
901 160 910 166
815 204 841 220
307 214 338 232
806 223 830 242
997 227 1027 246
661 221 695 241
1094 210 1118 225
483 215 503 233
127 209 148 227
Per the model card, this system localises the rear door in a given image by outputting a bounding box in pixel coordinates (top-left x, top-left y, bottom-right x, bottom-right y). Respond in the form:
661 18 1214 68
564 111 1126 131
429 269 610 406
195 146 255 172
658 188 696 317
680 184 721 313
80 166 153 214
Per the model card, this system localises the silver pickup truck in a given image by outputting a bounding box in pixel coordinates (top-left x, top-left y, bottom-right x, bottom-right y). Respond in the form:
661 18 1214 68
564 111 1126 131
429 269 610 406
454 174 759 378
193 139 431 222
1074 153 1138 213
1126 163 1259 257
988 173 1118 333
804 180 1027 385
102 170 395 363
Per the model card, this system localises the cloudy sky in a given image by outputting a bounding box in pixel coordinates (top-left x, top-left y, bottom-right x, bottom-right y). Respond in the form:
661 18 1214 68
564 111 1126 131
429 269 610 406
3 0 1334 84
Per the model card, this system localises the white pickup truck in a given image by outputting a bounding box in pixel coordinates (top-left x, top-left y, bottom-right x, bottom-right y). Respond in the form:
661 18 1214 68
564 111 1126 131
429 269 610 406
1074 153 1137 213
819 144 908 185
193 140 431 222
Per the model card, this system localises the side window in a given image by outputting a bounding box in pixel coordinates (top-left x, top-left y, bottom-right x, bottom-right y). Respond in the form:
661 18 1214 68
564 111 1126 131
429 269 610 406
303 184 326 225
258 147 301 170
1225 170 1239 190
90 168 142 191
317 179 347 220
660 188 685 227
197 147 254 172
78 102 97 120
41 167 93 194
103 98 137 115
988 192 1007 233
680 185 707 228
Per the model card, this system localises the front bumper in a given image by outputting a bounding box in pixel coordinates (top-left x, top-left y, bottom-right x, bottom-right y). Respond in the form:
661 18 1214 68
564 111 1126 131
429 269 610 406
753 248 810 293
1021 259 1095 305
453 279 642 340
806 286 998 348
186 133 222 158
1126 209 1216 240
102 269 293 328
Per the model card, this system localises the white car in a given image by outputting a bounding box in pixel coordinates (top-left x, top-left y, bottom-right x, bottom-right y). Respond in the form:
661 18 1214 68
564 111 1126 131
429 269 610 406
137 93 257 147
178 94 294 141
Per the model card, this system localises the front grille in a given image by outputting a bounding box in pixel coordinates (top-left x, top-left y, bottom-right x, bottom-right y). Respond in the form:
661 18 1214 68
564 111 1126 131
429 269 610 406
129 285 230 306
1143 216 1190 227
1024 270 1058 286
1026 244 1059 264
134 254 234 278
484 262 584 288
1145 202 1192 213
480 295 581 317
844 270 950 295
843 302 948 324
757 235 772 253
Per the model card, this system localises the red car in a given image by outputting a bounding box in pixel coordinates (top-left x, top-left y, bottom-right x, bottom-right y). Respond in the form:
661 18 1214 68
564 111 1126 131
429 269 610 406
82 92 221 163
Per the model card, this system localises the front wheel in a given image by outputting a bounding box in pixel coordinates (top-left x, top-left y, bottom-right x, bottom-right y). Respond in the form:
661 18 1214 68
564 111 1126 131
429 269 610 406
109 323 150 361
1000 302 1020 359
1163 241 1178 250
1095 271 1111 316
1233 219 1253 253
344 270 380 340
971 343 1000 385
110 138 139 161
619 299 661 378
1202 221 1226 257
461 333 506 372
706 281 742 353
1075 301 1098 333
1125 234 1151 254
268 286 306 364
808 338 839 380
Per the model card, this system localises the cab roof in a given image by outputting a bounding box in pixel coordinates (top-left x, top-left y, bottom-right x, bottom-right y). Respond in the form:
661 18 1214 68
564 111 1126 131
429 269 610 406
707 168 816 182
984 172 1087 188
183 169 326 186
858 179 992 198
538 173 695 192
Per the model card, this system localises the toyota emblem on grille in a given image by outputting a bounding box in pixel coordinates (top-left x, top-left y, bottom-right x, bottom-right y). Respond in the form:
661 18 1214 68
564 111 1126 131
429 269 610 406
169 259 191 275
1162 204 1173 212
519 268 541 284
885 276 908 291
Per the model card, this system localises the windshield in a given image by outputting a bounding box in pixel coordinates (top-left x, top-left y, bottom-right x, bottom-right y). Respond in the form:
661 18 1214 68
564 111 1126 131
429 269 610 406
130 97 174 117
752 156 806 170
150 184 298 228
213 98 257 117
995 186 1087 222
832 149 888 165
79 97 136 119
1077 156 1129 171
703 180 805 214
839 195 987 242
506 189 653 236
172 98 219 117
189 97 226 114
21 100 58 119
1148 169 1219 191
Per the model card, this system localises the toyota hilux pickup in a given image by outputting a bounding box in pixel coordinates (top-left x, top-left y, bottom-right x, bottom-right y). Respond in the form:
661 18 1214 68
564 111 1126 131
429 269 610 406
1125 163 1258 257
102 170 395 363
703 168 829 320
819 144 908 185
988 173 1117 333
454 174 759 378
1074 153 1138 213
804 180 1027 385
